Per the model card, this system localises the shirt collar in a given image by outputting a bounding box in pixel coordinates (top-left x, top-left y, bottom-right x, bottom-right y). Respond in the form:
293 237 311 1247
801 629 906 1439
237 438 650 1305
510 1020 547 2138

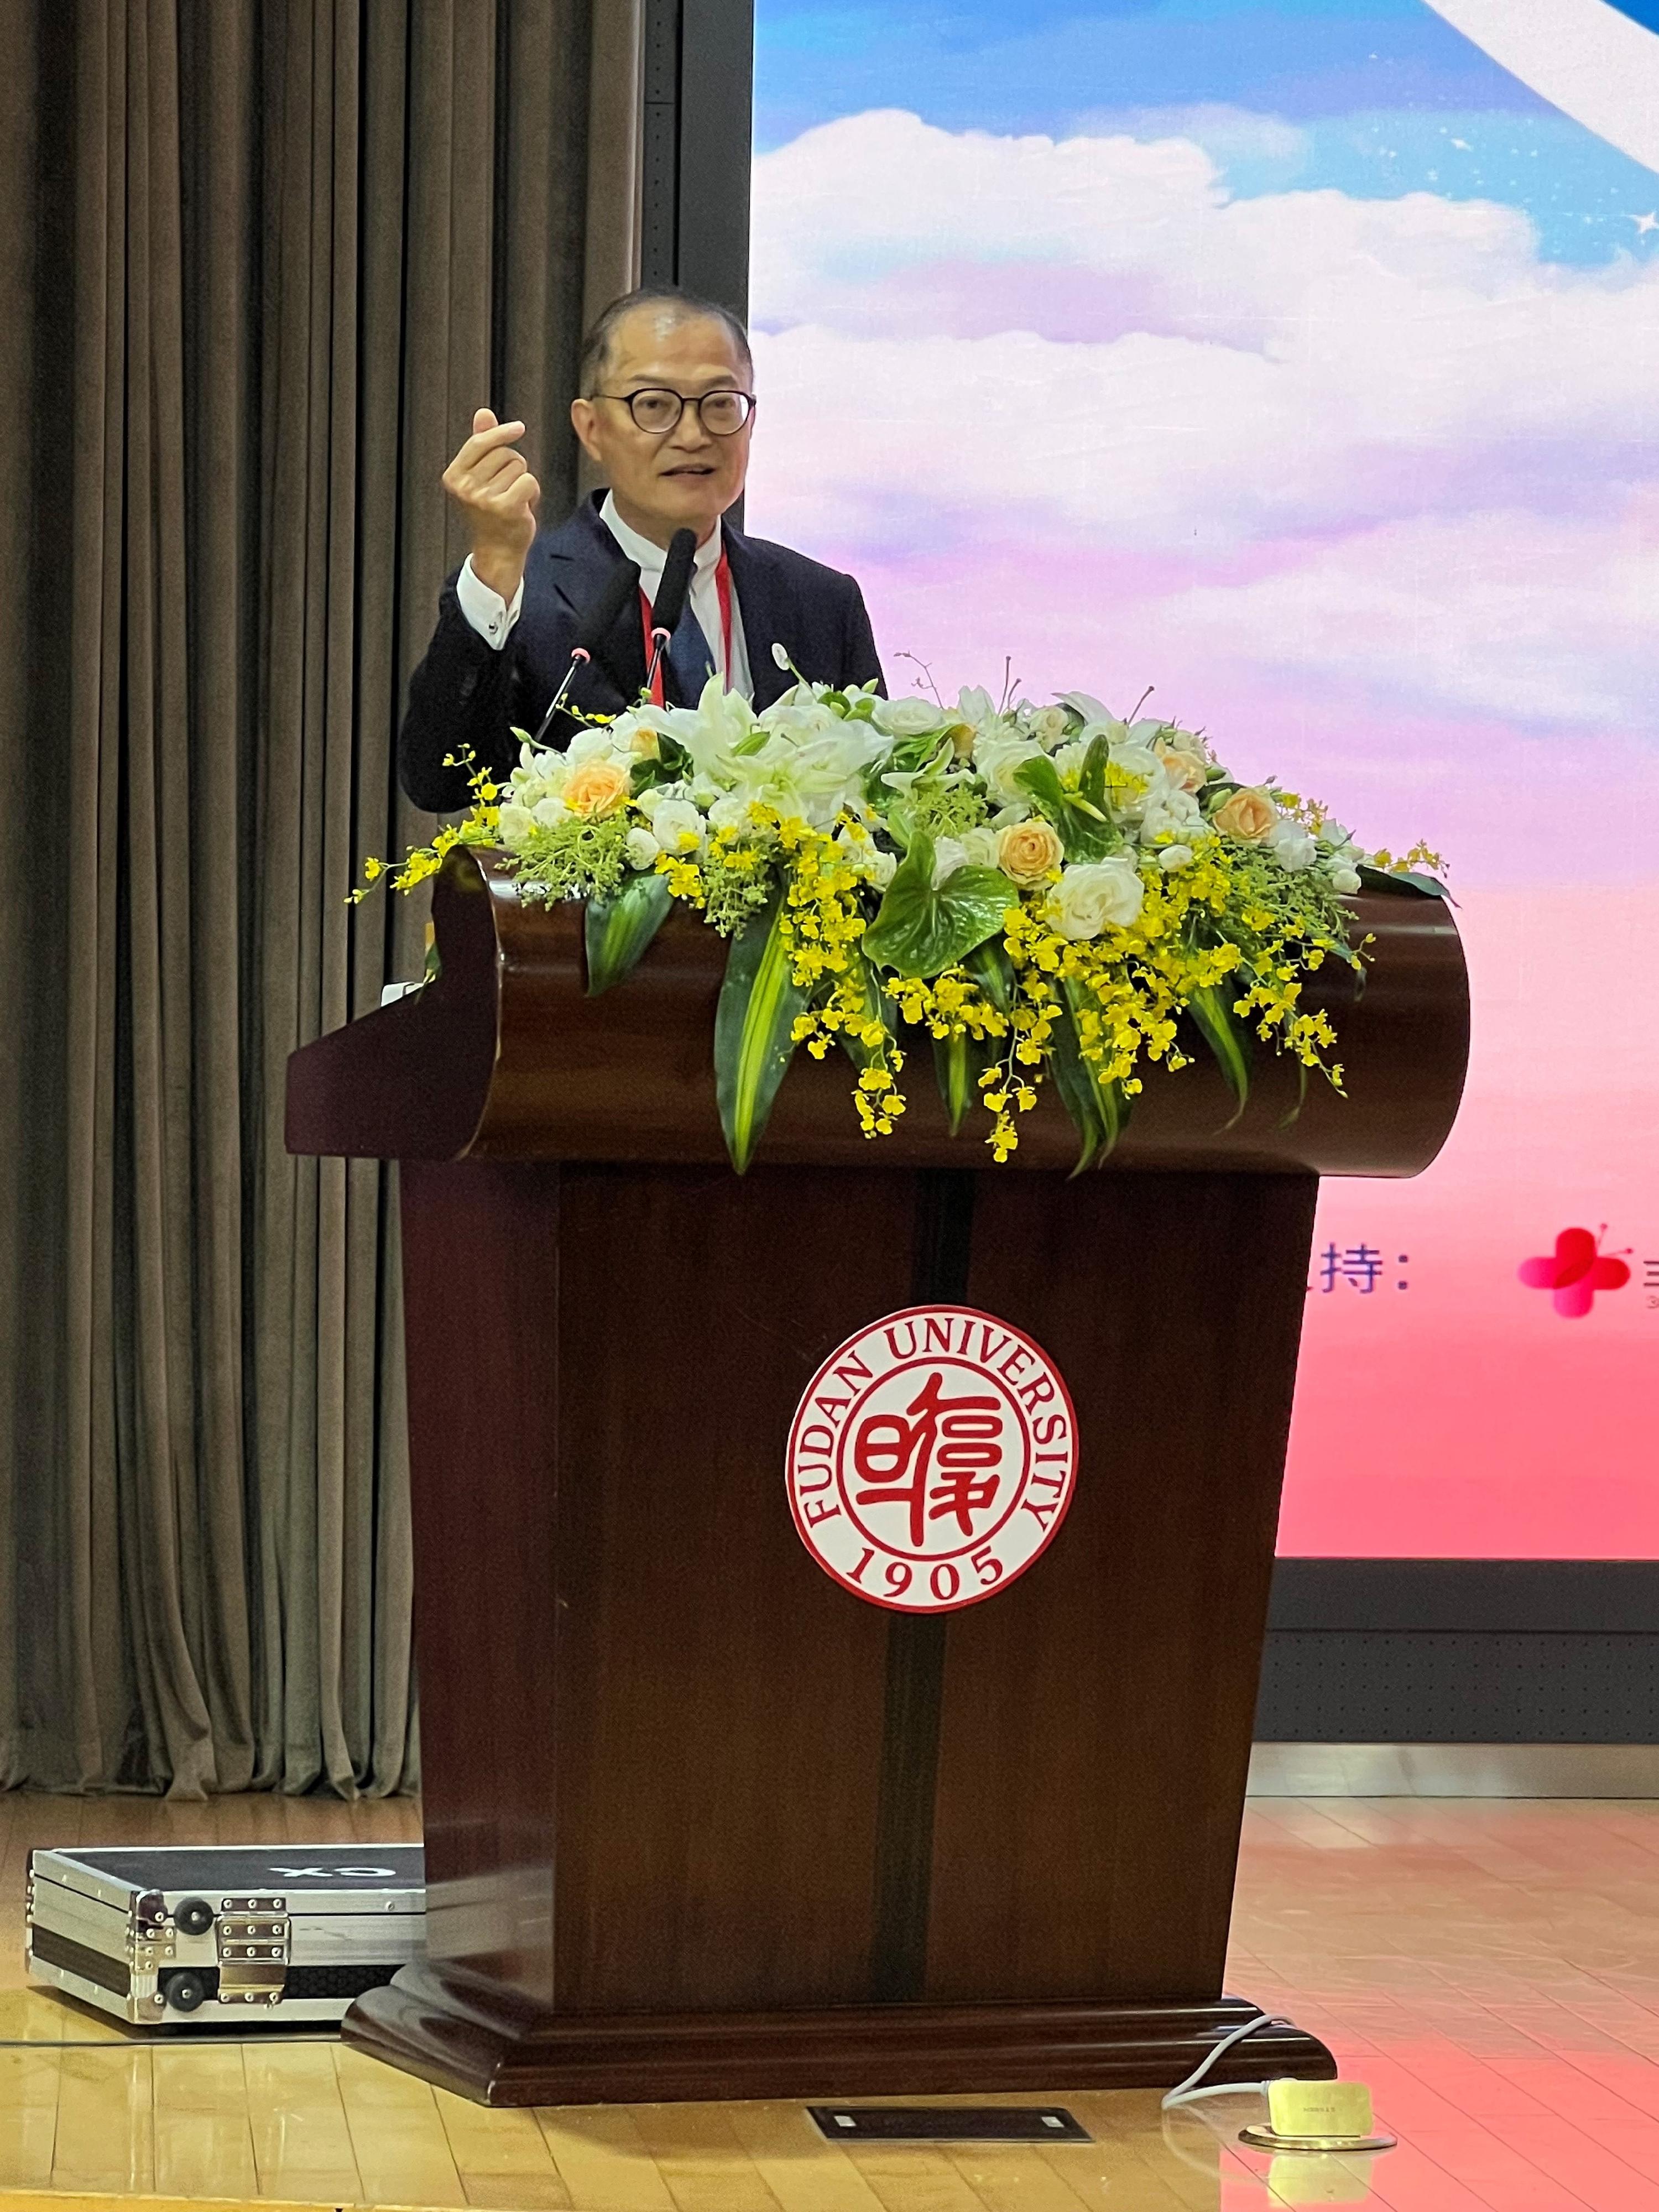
601 492 723 583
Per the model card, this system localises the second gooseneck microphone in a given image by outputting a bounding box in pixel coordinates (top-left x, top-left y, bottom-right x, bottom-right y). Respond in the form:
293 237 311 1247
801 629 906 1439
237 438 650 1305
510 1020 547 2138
643 528 699 705
526 557 643 749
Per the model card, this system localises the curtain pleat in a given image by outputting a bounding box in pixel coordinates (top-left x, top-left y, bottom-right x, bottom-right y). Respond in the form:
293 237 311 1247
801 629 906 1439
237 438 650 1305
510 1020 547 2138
0 0 640 1796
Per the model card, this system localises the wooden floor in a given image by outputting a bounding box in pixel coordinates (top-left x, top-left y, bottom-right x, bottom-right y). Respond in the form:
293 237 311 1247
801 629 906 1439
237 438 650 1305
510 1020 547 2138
5 1790 1659 2209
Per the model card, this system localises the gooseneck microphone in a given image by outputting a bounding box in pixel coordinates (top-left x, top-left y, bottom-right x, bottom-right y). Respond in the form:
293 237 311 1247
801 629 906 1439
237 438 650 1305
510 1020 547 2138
526 557 643 748
643 528 698 704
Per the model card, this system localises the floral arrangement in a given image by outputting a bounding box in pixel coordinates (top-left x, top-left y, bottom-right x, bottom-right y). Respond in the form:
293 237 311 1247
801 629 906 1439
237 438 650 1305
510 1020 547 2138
362 655 1443 1172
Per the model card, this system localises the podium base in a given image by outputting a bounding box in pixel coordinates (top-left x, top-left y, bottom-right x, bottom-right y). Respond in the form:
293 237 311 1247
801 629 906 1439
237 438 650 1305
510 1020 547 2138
342 1964 1337 2108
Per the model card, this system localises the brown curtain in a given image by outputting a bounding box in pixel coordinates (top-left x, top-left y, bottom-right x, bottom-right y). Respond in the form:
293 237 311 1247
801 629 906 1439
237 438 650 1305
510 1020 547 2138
0 0 639 1796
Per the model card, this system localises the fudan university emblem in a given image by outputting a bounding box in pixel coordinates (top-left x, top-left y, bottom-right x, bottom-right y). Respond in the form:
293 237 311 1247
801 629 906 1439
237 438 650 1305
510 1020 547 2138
786 1305 1078 1614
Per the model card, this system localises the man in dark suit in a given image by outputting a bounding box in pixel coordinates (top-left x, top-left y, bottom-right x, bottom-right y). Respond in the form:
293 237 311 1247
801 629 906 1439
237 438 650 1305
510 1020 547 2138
399 286 885 813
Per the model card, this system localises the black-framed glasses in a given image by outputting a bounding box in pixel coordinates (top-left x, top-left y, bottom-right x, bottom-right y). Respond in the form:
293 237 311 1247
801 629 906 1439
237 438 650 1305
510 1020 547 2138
596 388 755 436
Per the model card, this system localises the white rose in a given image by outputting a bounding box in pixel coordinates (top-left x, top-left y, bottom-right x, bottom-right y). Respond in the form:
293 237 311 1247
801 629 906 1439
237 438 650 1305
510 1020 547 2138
1158 843 1194 872
706 792 754 834
566 727 614 764
497 802 536 848
1329 863 1362 895
873 696 947 737
624 827 661 870
1048 857 1145 940
651 799 706 852
531 794 571 828
930 835 969 888
1267 818 1318 872
1028 705 1073 747
959 826 1000 869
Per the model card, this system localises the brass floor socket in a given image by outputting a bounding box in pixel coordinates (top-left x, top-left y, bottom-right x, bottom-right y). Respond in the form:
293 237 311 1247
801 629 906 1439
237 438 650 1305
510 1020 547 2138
1239 2124 1399 2154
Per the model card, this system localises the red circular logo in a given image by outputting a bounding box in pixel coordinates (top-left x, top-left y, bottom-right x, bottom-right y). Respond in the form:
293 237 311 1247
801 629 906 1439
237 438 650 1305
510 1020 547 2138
786 1305 1078 1613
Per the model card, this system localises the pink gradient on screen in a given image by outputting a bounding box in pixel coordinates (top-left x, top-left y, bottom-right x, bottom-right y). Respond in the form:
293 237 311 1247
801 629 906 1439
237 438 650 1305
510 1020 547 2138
747 108 1659 1558
799 541 1659 1557
1282 885 1659 1559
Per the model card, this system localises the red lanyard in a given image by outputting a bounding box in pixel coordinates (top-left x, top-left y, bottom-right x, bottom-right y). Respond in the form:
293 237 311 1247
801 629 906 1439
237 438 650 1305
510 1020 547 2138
639 546 734 706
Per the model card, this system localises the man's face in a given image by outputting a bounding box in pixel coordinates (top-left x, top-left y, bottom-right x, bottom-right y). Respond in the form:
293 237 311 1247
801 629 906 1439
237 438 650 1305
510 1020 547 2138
571 309 754 546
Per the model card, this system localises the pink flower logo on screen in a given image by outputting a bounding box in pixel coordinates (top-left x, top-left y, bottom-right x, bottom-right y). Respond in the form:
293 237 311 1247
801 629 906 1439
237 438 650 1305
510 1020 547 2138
1517 1227 1631 1318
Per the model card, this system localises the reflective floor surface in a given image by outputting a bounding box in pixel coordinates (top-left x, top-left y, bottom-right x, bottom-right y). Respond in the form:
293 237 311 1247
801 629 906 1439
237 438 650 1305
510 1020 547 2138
6 1789 1659 2208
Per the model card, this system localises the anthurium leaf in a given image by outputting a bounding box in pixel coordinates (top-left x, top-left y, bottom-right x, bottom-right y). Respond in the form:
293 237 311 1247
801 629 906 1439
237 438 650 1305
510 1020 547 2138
1188 981 1252 1128
1014 756 1117 862
860 831 1013 978
584 872 672 996
1355 863 1451 901
714 896 808 1173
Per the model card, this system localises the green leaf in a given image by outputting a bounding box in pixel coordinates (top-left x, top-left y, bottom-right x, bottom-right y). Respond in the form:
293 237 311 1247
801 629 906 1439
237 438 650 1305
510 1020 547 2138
836 953 894 1075
963 936 1015 1013
1094 1066 1128 1157
1078 733 1110 813
1188 982 1252 1127
1054 980 1131 1171
860 832 1013 979
1277 1057 1311 1132
714 895 809 1173
1014 756 1118 862
932 1029 985 1136
1355 863 1451 901
1045 1005 1103 1175
584 872 672 996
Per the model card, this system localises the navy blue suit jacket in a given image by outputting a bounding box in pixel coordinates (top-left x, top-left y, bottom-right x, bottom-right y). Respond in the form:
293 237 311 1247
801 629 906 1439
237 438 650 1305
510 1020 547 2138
399 494 885 812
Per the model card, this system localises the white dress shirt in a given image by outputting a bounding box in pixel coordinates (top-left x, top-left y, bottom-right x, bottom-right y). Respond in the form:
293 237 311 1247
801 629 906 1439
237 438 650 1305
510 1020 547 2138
454 494 754 702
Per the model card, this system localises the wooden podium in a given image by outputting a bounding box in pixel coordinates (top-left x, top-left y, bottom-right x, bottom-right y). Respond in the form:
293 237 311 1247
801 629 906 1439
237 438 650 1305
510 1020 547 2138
287 849 1467 2107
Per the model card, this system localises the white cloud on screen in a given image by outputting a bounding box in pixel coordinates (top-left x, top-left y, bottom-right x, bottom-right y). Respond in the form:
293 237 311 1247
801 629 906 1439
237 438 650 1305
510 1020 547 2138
747 111 1659 735
1159 506 1659 728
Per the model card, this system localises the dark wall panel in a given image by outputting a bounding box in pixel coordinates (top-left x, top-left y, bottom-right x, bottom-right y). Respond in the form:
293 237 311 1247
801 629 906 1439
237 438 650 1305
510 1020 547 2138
1258 1563 1659 1741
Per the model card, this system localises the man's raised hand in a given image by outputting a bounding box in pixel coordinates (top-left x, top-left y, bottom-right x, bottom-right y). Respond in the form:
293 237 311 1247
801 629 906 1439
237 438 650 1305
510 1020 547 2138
442 406 540 601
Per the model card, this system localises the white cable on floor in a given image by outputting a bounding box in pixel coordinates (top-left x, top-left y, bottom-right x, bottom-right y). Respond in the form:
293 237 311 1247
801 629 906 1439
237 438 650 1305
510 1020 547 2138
1160 2012 1291 2109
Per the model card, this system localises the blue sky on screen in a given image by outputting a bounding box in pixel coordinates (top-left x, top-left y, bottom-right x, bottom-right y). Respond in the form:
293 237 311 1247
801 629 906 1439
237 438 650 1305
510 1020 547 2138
754 0 1659 264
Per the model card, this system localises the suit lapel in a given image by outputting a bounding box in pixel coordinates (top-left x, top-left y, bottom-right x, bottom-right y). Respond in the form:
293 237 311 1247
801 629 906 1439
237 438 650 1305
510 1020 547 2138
723 522 790 710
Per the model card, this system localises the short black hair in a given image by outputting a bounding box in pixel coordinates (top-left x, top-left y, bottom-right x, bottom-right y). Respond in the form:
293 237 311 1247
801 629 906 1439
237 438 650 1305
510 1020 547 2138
577 285 754 395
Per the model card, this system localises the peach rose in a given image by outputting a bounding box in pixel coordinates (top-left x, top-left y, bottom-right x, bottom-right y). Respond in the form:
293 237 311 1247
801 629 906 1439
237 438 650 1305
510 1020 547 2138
563 759 632 820
995 818 1065 884
1154 738 1209 792
1212 786 1277 843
